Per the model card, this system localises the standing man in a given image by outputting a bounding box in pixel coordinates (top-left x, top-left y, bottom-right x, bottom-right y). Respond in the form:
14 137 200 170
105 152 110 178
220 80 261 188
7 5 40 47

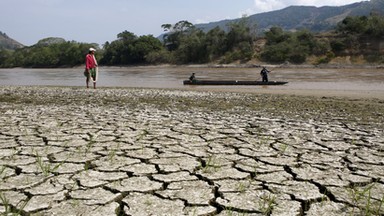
260 67 270 82
85 48 98 89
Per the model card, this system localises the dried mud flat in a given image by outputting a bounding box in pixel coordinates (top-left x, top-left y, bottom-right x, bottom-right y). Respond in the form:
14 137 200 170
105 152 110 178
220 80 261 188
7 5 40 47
0 86 383 216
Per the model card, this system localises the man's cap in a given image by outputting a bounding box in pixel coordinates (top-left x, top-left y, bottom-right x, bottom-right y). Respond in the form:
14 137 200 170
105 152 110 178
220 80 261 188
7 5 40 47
89 48 96 52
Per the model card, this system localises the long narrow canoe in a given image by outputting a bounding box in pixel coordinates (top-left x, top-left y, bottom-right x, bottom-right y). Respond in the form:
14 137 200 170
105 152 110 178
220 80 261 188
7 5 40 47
183 80 288 85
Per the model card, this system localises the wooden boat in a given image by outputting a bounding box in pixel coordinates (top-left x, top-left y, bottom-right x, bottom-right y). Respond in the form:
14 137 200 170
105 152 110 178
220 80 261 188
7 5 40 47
183 80 288 85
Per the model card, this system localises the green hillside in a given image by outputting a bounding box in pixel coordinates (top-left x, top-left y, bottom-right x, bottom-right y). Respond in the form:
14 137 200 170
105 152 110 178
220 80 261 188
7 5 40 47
196 0 384 33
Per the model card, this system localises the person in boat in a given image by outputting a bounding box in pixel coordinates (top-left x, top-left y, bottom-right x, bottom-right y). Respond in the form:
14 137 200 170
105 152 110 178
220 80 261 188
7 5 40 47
84 48 98 89
260 67 270 82
189 73 197 83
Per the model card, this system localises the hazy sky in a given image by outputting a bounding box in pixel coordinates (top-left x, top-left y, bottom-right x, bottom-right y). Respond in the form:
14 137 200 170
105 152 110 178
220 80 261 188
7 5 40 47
1 0 364 46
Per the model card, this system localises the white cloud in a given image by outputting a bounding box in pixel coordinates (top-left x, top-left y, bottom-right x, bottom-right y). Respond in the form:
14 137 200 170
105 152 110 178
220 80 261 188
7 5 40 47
253 0 286 13
195 18 210 24
195 15 233 24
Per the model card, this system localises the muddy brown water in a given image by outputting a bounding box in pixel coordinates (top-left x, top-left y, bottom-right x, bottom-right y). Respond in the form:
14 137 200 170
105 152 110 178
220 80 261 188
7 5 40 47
0 66 383 97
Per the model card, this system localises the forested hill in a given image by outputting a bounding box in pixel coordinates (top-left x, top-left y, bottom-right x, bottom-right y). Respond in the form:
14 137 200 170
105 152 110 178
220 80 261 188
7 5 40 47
195 0 384 33
0 31 24 50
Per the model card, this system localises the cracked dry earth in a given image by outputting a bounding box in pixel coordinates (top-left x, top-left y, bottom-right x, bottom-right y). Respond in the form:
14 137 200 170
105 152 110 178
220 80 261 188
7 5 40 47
0 86 383 216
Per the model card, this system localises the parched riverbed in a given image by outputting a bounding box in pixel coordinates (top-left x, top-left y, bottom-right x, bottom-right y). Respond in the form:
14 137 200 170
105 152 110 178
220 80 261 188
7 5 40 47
0 86 383 215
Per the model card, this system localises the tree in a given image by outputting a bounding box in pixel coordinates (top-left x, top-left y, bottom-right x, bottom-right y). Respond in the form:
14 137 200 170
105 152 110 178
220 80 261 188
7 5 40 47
365 15 384 37
132 35 164 63
173 20 194 33
161 20 195 51
117 31 137 41
223 17 256 62
0 49 13 67
205 27 227 60
337 14 384 38
332 14 384 57
226 17 255 50
174 29 208 63
101 31 165 65
0 40 97 68
264 27 290 45
261 28 320 64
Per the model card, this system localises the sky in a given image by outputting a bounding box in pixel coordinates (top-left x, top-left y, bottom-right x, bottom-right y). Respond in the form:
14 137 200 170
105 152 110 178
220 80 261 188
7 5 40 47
1 0 365 46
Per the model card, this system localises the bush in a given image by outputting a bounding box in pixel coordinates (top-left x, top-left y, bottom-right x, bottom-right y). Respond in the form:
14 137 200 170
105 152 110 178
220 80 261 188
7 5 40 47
261 28 327 64
260 42 290 63
145 50 172 64
289 53 307 64
330 39 346 54
365 53 384 63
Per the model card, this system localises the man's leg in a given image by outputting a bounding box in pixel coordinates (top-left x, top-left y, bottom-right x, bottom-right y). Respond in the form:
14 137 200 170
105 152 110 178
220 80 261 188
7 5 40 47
92 74 96 89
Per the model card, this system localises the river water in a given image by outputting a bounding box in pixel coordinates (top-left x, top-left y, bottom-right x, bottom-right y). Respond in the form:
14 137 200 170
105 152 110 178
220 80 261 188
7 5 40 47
0 66 383 97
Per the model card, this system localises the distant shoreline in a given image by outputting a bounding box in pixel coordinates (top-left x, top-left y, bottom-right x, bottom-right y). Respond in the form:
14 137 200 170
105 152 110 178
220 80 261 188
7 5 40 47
185 63 384 69
99 63 384 70
2 62 384 70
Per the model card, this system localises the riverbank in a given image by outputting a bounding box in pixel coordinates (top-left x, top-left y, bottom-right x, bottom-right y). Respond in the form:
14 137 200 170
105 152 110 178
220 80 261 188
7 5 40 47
1 86 383 215
1 85 383 122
